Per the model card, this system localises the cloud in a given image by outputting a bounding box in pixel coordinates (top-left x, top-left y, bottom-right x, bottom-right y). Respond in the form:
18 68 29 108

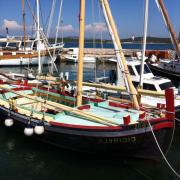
2 19 22 29
85 23 107 32
58 24 75 32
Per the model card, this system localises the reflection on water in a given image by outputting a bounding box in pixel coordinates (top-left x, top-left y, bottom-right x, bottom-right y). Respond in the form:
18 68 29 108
0 125 180 180
0 61 117 82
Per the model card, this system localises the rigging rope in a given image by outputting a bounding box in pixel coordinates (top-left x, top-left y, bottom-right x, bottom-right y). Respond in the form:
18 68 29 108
26 0 58 74
147 116 180 178
46 0 56 39
98 1 104 49
91 0 97 83
39 0 45 32
51 0 63 74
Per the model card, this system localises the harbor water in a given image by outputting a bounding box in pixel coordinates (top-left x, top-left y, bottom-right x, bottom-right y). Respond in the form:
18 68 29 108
0 43 180 180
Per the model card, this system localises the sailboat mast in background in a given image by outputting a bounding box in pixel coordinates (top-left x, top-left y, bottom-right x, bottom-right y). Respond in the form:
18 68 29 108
36 0 42 74
22 0 26 50
156 0 180 58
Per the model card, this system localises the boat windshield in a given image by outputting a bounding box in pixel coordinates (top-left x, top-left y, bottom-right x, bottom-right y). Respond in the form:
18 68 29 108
135 64 151 75
132 81 157 91
0 42 6 47
159 82 173 90
7 42 18 48
22 42 33 48
143 83 157 91
128 65 135 75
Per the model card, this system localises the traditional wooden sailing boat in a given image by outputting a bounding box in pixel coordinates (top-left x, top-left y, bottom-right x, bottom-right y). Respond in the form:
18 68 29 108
0 0 64 67
0 0 175 160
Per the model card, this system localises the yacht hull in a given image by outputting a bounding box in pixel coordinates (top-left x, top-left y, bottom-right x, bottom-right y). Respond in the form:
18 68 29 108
0 56 50 66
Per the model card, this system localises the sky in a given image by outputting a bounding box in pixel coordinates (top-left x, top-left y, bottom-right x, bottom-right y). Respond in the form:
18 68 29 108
0 0 180 39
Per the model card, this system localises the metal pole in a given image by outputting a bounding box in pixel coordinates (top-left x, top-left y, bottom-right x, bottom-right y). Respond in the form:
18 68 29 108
37 0 41 74
139 0 149 88
22 0 26 50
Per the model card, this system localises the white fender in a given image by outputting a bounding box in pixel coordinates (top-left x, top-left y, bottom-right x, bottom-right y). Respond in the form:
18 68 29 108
4 118 14 127
34 125 45 135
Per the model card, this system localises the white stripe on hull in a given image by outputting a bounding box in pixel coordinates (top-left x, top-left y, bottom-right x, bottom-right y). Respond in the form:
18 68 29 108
65 56 96 63
0 56 50 66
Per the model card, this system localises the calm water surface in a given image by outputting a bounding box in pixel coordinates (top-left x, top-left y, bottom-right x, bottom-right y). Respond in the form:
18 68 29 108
0 116 180 180
65 42 174 50
0 43 180 180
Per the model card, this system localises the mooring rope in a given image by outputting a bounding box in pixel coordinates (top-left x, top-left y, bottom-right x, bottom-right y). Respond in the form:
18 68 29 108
175 118 180 122
147 117 180 178
165 117 176 156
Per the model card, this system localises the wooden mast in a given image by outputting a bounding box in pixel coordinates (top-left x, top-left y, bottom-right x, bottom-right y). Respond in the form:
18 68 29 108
157 0 180 58
77 0 85 107
22 0 26 49
100 0 139 109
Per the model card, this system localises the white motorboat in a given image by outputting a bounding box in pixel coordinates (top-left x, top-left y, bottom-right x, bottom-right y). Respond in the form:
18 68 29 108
65 47 96 63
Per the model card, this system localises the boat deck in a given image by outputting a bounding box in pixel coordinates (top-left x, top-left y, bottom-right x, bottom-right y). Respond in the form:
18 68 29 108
0 85 158 127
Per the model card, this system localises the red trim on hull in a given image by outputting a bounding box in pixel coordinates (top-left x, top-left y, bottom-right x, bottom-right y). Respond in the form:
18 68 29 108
153 122 174 131
109 101 132 109
78 104 90 110
0 87 32 93
50 118 172 130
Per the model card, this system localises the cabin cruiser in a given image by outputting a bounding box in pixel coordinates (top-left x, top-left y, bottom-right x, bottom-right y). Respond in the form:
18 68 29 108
108 58 179 96
64 47 96 63
146 58 180 87
124 58 179 105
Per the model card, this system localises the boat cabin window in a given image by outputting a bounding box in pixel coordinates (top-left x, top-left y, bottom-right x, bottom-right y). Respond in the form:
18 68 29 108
0 42 7 47
135 64 151 75
132 81 139 88
69 49 74 52
132 81 156 91
128 65 135 75
33 42 37 50
143 83 156 91
7 42 18 48
159 82 173 90
22 42 32 48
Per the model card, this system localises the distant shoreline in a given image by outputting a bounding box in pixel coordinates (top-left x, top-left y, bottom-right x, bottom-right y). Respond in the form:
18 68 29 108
120 42 171 45
49 36 173 44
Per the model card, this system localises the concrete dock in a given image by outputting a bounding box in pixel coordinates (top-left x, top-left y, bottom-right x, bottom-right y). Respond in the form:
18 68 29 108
59 48 175 62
